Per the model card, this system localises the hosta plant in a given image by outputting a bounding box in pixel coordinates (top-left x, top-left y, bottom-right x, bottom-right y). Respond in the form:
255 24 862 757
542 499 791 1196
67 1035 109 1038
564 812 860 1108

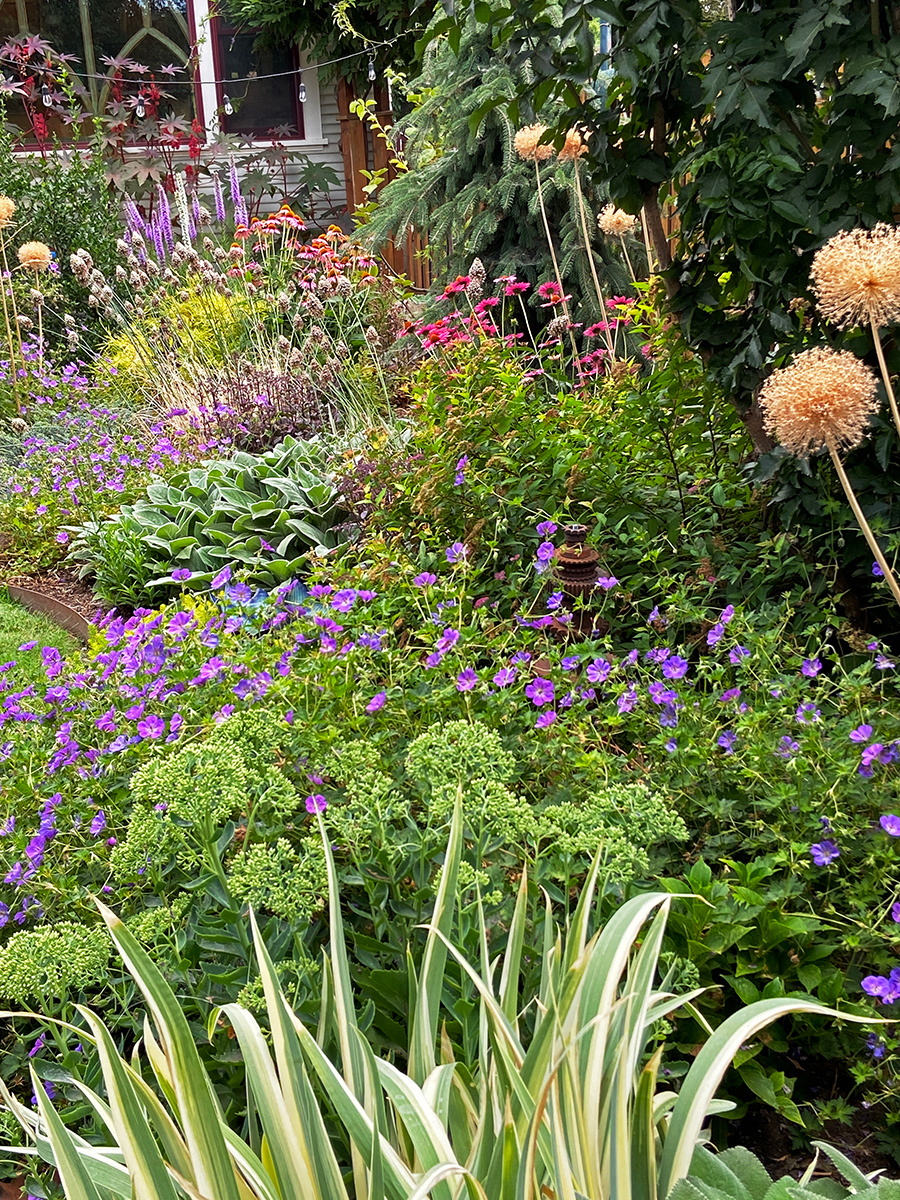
1 802 877 1200
66 435 348 606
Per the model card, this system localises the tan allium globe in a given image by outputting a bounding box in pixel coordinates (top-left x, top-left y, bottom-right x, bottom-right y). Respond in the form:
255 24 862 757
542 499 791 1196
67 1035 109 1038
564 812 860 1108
0 196 15 229
558 127 588 161
514 124 553 162
17 241 52 272
760 347 879 455
810 223 900 330
597 204 636 237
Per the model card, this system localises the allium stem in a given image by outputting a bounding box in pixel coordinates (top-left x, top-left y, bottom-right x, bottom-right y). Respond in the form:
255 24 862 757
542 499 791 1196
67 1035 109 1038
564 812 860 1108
0 238 24 412
619 234 638 285
534 160 578 360
869 319 900 442
640 205 656 274
828 439 900 610
573 160 616 362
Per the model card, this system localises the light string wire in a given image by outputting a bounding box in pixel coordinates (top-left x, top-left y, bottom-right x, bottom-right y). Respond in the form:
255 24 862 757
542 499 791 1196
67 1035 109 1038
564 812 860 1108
7 36 403 94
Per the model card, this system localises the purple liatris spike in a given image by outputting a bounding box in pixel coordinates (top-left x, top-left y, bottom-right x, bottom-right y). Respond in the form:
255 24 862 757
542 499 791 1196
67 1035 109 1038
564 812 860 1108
213 173 226 223
234 198 248 228
157 186 174 250
229 158 241 205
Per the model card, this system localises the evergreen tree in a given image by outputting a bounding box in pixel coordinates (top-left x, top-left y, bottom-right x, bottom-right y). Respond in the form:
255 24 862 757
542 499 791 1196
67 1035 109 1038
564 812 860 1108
361 16 637 318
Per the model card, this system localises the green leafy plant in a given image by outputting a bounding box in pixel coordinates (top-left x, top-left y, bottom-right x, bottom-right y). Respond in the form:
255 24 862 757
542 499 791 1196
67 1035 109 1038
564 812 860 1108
3 804 877 1200
66 436 348 605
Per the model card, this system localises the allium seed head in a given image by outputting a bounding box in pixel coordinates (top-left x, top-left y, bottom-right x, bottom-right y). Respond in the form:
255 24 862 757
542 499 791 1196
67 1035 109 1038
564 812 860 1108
558 127 589 161
514 124 553 161
760 346 879 456
597 204 636 237
17 241 52 272
810 223 900 330
0 196 16 228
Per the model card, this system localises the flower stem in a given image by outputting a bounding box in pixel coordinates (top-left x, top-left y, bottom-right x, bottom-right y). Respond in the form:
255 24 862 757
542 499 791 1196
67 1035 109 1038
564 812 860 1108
828 440 900 610
618 234 638 286
869 319 900 442
534 160 579 361
572 160 615 362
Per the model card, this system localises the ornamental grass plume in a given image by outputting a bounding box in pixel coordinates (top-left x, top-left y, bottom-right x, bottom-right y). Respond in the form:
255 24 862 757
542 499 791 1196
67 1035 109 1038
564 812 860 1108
760 346 900 609
810 222 900 441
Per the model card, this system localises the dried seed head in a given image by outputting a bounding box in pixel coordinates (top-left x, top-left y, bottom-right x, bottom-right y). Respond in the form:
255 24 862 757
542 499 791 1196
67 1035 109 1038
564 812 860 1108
760 346 879 456
597 205 636 237
0 196 16 228
514 124 553 162
810 223 900 330
17 241 52 272
558 127 589 162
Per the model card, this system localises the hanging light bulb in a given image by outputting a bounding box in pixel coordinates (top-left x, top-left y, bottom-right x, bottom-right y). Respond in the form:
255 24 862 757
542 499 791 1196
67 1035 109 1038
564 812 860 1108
298 75 307 103
367 55 376 83
41 81 52 106
135 93 146 119
222 94 234 116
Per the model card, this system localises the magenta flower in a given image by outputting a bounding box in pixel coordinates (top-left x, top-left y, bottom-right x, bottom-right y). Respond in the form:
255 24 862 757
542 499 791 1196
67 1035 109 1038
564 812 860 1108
662 655 689 680
586 658 611 684
536 541 556 563
137 714 166 740
525 678 555 707
456 668 478 692
172 568 192 581
210 565 232 589
536 520 557 538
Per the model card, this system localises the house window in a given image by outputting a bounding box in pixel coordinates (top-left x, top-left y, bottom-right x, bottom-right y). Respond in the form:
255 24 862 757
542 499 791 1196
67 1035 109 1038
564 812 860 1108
213 22 303 138
0 0 195 134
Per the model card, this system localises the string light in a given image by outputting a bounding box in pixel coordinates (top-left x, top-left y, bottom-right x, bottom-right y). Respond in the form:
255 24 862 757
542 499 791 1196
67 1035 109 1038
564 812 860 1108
29 38 400 93
135 94 145 118
222 94 234 116
41 82 52 106
297 75 307 103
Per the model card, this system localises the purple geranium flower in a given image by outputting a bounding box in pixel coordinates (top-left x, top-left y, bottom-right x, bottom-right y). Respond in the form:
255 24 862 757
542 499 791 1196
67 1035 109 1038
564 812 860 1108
881 814 900 837
729 645 750 664
801 657 822 678
493 667 517 688
90 810 106 836
535 710 557 729
445 542 467 564
413 572 437 588
525 678 555 707
586 658 611 684
305 794 327 814
662 655 689 680
137 713 166 740
172 568 192 582
456 668 478 692
536 541 556 563
366 691 386 713
810 839 840 866
850 724 873 742
536 520 557 538
210 565 232 589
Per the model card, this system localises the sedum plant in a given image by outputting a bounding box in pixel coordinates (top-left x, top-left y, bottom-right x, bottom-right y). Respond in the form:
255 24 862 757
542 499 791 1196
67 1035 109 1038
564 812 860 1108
1 800 876 1200
66 435 347 606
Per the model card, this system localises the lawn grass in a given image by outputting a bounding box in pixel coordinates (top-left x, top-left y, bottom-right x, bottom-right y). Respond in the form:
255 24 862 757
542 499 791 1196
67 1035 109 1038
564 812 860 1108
0 593 83 686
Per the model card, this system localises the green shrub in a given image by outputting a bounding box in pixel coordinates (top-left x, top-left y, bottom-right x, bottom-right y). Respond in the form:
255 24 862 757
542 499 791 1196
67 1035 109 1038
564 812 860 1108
67 436 348 606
